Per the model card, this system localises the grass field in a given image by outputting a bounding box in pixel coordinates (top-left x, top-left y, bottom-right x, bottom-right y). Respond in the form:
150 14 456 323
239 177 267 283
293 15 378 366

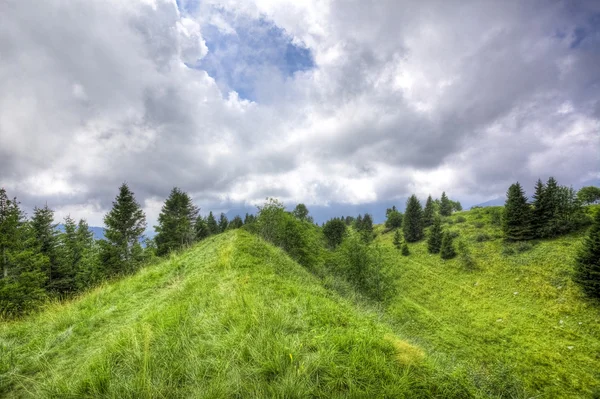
1 207 599 398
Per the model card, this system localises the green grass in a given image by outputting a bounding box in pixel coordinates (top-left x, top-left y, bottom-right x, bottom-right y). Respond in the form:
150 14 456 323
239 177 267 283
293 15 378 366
0 230 465 398
375 207 600 398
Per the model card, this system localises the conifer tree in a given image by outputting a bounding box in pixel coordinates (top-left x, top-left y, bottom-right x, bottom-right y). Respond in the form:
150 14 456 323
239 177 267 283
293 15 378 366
218 213 229 232
52 215 78 294
423 195 435 227
440 191 452 217
574 209 600 298
195 216 209 240
74 219 99 290
531 178 548 238
155 187 198 256
401 242 410 256
403 195 424 242
360 213 374 242
100 183 147 274
229 215 243 229
427 216 443 254
393 229 402 249
206 212 219 235
502 182 532 241
31 205 59 286
440 231 456 259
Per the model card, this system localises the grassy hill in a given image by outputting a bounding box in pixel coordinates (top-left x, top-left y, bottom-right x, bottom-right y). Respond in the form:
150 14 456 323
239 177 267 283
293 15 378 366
374 206 600 398
1 207 599 398
0 230 465 398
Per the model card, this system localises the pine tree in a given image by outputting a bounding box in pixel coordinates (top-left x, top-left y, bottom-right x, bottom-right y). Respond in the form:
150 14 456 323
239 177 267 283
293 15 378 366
427 216 443 254
423 195 435 227
218 213 229 232
206 211 219 235
53 215 78 294
393 229 402 249
195 216 209 240
101 183 147 275
531 178 548 238
401 242 410 256
229 215 243 229
155 187 198 256
360 213 374 242
502 182 533 241
74 219 99 290
574 209 600 298
403 195 424 242
440 192 452 217
440 231 456 259
30 205 59 287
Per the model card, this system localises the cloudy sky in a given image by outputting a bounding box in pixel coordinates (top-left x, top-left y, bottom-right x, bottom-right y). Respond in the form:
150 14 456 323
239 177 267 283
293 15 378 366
1 0 599 227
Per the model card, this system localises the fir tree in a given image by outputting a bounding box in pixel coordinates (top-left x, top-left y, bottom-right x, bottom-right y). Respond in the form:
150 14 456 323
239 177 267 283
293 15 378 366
195 216 209 240
401 242 410 256
393 229 402 249
229 215 243 229
574 209 600 298
218 213 229 232
440 192 452 217
531 178 548 238
403 195 424 242
427 216 443 254
360 213 374 242
155 187 198 256
74 219 99 290
206 212 219 235
100 183 147 275
423 195 435 227
440 231 456 259
502 182 532 241
30 205 59 286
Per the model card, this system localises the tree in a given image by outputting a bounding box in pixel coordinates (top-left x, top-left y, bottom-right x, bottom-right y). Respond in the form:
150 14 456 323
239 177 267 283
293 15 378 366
427 216 443 254
393 229 402 249
403 195 424 242
360 213 375 242
292 204 309 221
423 195 435 227
195 216 209 240
244 213 256 225
401 242 410 256
206 212 219 235
30 205 59 288
440 192 452 217
574 209 600 298
385 208 403 229
101 184 147 275
155 187 198 256
578 186 600 205
531 178 549 238
74 219 100 290
323 218 347 248
440 231 456 259
502 182 532 241
229 215 243 229
218 213 229 232
451 200 463 212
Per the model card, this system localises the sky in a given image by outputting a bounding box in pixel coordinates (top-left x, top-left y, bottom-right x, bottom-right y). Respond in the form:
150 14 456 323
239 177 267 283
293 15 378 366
1 0 599 227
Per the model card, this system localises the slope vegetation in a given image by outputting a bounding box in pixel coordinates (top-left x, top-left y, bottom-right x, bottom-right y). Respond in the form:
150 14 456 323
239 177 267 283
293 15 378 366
1 230 462 398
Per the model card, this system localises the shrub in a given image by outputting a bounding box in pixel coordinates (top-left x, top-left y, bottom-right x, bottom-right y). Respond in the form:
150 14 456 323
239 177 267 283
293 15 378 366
473 222 485 229
515 241 533 253
448 231 460 239
458 241 477 271
456 216 467 223
474 233 491 243
501 246 516 256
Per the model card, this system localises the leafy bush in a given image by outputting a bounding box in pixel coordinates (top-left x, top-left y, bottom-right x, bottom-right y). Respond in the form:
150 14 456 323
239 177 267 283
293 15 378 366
458 241 477 271
474 233 491 242
456 216 467 223
473 222 485 229
448 231 460 239
515 241 533 253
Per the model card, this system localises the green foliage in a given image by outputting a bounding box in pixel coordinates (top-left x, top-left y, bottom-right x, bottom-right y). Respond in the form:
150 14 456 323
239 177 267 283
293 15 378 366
474 233 491 242
440 231 456 259
440 191 452 217
578 186 600 205
451 200 463 212
30 205 59 288
455 215 466 223
458 240 477 271
574 209 600 298
385 206 403 229
490 207 503 226
155 187 198 256
355 213 375 243
503 182 533 241
423 195 435 227
292 203 309 221
194 216 209 240
206 211 219 235
393 229 402 249
218 213 229 232
228 215 243 229
243 213 256 225
322 218 347 248
427 217 443 254
401 242 410 256
101 183 147 274
403 195 424 242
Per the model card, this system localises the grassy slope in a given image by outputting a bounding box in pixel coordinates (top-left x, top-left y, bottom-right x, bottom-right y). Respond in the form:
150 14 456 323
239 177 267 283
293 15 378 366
0 230 465 398
375 208 600 398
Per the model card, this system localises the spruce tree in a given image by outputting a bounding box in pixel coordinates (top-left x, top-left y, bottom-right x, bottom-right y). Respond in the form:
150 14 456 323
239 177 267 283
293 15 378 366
403 195 424 242
206 212 219 235
101 183 147 275
53 215 78 294
531 178 548 238
360 213 374 242
427 216 443 254
440 192 452 217
30 205 59 286
574 209 600 298
155 187 198 256
195 216 209 240
440 231 456 259
218 213 229 232
401 242 410 256
502 182 532 241
393 229 402 249
229 215 243 229
423 195 435 227
74 219 99 290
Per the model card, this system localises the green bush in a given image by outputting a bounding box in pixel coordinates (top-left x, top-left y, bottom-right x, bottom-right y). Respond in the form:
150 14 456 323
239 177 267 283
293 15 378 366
474 233 491 242
456 216 467 223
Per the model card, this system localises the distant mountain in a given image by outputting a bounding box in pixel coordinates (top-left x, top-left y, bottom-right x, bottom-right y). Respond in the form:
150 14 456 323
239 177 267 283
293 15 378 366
470 197 505 208
57 224 105 240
